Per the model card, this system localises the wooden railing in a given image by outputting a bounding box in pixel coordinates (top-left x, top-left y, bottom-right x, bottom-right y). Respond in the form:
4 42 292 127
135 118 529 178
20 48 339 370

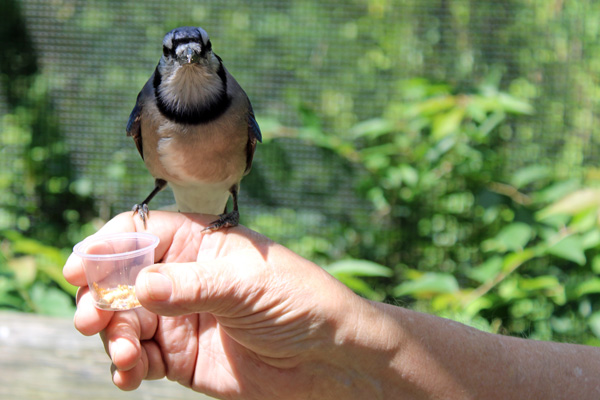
0 311 212 399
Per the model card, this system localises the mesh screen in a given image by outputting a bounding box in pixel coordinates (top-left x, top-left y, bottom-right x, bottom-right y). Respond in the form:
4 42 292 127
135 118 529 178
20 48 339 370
2 0 600 236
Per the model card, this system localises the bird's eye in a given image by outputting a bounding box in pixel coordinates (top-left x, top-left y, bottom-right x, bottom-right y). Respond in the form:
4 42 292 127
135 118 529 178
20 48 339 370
162 45 171 57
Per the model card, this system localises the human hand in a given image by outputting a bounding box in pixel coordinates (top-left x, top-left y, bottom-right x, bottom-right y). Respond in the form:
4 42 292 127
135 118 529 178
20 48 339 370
63 211 374 399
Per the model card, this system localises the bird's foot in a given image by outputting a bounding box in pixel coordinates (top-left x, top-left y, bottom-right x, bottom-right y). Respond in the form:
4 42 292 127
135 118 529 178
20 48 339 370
202 210 239 233
132 203 149 228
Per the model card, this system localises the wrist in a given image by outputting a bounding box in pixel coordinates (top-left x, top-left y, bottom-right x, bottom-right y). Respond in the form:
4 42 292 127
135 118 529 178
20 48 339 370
304 293 407 399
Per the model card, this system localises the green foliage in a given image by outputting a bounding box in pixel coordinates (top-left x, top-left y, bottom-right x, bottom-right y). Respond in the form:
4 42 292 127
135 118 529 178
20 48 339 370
0 230 75 317
324 259 393 301
0 72 93 316
250 79 600 344
2 0 600 346
0 0 96 315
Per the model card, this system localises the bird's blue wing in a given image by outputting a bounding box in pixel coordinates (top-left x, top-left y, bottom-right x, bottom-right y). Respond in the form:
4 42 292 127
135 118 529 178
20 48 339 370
126 91 144 160
248 105 262 143
244 102 261 174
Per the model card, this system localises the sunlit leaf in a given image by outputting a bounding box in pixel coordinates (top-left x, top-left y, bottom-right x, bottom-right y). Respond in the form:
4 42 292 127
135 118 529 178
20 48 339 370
7 256 36 287
551 316 575 334
467 256 503 284
325 259 393 277
519 275 560 291
537 188 600 220
532 179 580 204
546 236 586 266
412 95 456 117
484 222 533 252
574 278 600 298
589 312 600 339
592 255 600 274
349 118 395 139
581 229 600 250
476 111 505 138
496 92 534 115
498 277 526 300
0 277 24 309
502 249 537 272
399 164 419 187
335 275 383 301
510 165 551 189
432 107 465 140
29 283 75 317
569 209 600 233
463 295 495 317
393 273 459 298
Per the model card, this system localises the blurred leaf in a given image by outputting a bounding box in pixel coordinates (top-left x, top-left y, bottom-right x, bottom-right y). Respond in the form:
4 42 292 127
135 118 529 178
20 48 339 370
0 277 24 309
592 255 600 274
510 165 551 189
432 107 465 140
502 249 537 272
29 283 75 317
335 275 384 301
537 188 600 220
349 118 394 140
254 117 285 141
589 312 600 339
574 278 600 298
519 275 560 291
467 256 503 284
476 111 505 137
37 257 77 297
425 135 457 162
483 222 533 252
463 295 495 317
394 273 459 298
384 164 419 188
69 178 93 197
546 236 586 266
325 259 393 277
581 229 600 250
532 179 580 204
569 208 600 233
7 255 36 287
552 316 575 334
498 277 526 300
412 95 455 117
496 92 535 115
1 230 76 296
399 164 419 187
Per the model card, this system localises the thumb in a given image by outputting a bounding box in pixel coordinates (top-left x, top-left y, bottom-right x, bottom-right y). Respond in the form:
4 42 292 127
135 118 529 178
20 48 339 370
135 259 253 317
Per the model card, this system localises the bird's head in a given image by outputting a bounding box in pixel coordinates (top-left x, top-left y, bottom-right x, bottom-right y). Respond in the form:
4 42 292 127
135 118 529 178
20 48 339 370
158 26 222 78
154 26 228 120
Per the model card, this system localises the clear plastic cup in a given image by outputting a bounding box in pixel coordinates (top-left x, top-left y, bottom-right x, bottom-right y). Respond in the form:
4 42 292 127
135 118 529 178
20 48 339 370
73 232 160 311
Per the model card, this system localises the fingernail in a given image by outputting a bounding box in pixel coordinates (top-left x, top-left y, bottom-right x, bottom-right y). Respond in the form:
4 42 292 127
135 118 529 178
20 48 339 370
144 272 172 301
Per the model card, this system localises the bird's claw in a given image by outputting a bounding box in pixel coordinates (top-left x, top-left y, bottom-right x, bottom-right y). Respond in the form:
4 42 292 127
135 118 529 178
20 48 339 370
202 210 239 233
132 203 149 228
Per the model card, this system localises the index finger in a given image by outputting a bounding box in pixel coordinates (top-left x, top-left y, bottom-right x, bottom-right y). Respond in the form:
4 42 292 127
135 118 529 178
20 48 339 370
63 212 142 287
63 211 219 287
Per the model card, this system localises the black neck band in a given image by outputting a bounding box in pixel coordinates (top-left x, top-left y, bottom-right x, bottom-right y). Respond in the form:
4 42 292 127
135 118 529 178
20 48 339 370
153 63 231 125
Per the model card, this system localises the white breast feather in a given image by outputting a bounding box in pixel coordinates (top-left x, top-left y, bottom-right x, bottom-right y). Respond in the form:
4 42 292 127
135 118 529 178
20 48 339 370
169 180 232 215
158 65 223 113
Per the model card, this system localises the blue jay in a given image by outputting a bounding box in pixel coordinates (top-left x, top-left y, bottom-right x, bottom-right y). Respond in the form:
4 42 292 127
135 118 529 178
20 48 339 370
126 26 261 231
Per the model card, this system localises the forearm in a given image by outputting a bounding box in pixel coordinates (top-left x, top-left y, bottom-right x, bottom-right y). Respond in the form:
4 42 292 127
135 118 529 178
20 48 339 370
328 298 600 400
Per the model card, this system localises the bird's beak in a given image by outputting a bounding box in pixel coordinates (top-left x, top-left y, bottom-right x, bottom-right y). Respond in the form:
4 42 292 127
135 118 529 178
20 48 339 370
182 46 201 64
185 47 194 64
176 45 201 65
